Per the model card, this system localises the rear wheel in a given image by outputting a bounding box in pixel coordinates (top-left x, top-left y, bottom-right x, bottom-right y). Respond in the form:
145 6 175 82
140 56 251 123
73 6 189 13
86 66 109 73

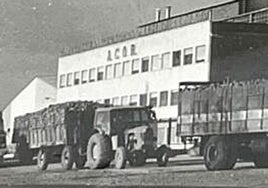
61 146 74 170
204 136 237 171
37 149 48 171
157 145 170 167
86 134 112 169
114 147 126 169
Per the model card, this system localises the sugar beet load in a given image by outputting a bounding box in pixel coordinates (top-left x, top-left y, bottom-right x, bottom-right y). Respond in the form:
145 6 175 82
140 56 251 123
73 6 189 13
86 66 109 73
12 101 169 170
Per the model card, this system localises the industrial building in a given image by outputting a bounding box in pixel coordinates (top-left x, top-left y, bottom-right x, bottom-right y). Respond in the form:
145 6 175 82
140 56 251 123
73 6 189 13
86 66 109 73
2 76 57 146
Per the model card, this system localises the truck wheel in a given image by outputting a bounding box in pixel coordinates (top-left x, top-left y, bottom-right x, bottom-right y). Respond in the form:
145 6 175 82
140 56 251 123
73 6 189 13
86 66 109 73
157 145 170 167
114 147 126 169
204 136 237 171
253 153 268 168
128 151 146 167
61 146 74 170
37 149 48 171
86 134 112 169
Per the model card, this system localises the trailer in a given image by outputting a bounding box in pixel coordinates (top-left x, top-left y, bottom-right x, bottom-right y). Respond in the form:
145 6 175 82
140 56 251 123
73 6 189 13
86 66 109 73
12 101 169 170
177 79 268 170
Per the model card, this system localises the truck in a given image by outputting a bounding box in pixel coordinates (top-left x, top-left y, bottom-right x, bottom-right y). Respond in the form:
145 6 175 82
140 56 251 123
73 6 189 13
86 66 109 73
12 101 169 170
177 79 268 170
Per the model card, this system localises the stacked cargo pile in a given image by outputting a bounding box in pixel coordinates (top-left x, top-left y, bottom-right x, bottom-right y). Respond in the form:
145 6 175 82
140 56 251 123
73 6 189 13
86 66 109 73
179 79 268 136
12 101 102 149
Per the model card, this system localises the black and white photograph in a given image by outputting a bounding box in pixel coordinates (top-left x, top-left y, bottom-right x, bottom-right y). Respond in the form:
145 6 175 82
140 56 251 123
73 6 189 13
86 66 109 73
1 0 268 187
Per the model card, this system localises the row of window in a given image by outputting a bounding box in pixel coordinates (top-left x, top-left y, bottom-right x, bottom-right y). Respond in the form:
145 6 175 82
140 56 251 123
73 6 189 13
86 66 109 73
59 45 206 88
96 89 179 107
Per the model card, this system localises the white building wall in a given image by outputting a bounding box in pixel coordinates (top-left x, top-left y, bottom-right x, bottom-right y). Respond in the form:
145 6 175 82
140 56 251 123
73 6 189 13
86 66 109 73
2 77 56 146
57 21 211 118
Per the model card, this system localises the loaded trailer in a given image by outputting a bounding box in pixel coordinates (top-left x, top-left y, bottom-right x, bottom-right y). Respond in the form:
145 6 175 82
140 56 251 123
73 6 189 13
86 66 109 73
12 101 169 170
177 79 268 170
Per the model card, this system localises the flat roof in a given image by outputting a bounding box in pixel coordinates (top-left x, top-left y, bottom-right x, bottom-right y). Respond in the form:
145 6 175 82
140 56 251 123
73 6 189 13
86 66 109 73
60 0 237 57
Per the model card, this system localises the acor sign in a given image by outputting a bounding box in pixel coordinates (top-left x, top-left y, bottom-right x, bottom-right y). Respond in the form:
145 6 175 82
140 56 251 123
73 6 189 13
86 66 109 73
107 44 137 61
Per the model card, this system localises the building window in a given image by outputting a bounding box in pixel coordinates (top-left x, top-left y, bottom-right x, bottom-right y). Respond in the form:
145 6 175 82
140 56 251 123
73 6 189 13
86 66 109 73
149 92 157 107
160 91 168 107
97 67 104 81
106 64 113 79
123 61 131 76
151 55 160 71
59 74 66 88
112 97 120 105
66 73 73 86
121 96 128 106
89 68 96 82
114 63 122 78
196 45 206 63
141 57 149 72
132 58 139 74
74 72 80 85
171 90 179 105
173 50 181 67
184 47 193 65
81 70 88 84
130 95 138 106
162 52 170 69
139 94 147 106
104 99 110 105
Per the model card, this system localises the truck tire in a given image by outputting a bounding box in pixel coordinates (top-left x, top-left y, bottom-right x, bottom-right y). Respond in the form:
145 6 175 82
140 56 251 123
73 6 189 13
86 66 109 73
128 150 146 167
114 147 126 169
37 149 48 171
253 153 268 168
204 136 237 171
157 145 170 167
86 134 112 169
61 146 74 170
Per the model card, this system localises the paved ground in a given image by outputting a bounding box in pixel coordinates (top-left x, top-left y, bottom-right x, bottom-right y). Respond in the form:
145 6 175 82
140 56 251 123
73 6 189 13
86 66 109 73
0 155 267 187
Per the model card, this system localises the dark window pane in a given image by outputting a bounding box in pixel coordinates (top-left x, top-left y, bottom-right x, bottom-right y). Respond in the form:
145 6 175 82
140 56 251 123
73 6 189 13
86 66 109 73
141 57 149 72
171 91 179 105
172 50 181 67
160 91 168 106
184 48 193 65
139 94 147 106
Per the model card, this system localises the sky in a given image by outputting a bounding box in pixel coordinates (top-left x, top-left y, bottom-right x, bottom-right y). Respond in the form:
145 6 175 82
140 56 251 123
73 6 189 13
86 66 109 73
0 0 232 110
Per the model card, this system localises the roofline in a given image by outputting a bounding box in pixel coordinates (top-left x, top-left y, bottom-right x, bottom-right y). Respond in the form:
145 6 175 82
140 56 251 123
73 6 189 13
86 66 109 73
139 0 237 28
1 75 56 111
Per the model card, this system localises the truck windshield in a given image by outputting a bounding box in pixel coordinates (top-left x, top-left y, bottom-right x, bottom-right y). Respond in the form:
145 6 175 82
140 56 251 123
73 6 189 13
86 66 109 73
95 111 109 133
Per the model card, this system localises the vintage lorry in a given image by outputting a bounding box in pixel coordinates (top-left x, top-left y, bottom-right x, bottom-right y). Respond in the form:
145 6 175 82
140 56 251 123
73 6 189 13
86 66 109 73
12 101 169 170
177 79 268 170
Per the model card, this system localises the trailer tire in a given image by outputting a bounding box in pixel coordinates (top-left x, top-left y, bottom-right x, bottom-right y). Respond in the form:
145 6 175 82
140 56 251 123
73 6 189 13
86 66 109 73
61 146 74 170
114 147 126 169
86 134 112 169
204 136 237 171
37 149 48 171
253 153 268 168
128 150 146 167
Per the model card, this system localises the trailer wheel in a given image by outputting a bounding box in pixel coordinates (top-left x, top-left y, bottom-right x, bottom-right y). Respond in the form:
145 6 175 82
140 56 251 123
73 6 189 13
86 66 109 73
253 153 268 168
61 146 74 170
128 150 146 167
37 149 48 171
114 147 126 169
204 136 237 171
86 134 112 169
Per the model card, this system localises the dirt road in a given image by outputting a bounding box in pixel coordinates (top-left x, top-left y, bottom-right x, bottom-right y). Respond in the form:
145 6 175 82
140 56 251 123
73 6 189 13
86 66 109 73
0 156 267 187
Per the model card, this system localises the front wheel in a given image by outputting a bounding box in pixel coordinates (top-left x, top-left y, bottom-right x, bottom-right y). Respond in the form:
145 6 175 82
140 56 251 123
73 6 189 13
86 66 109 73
204 136 237 171
157 145 170 167
114 147 126 169
37 149 48 171
61 146 74 170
